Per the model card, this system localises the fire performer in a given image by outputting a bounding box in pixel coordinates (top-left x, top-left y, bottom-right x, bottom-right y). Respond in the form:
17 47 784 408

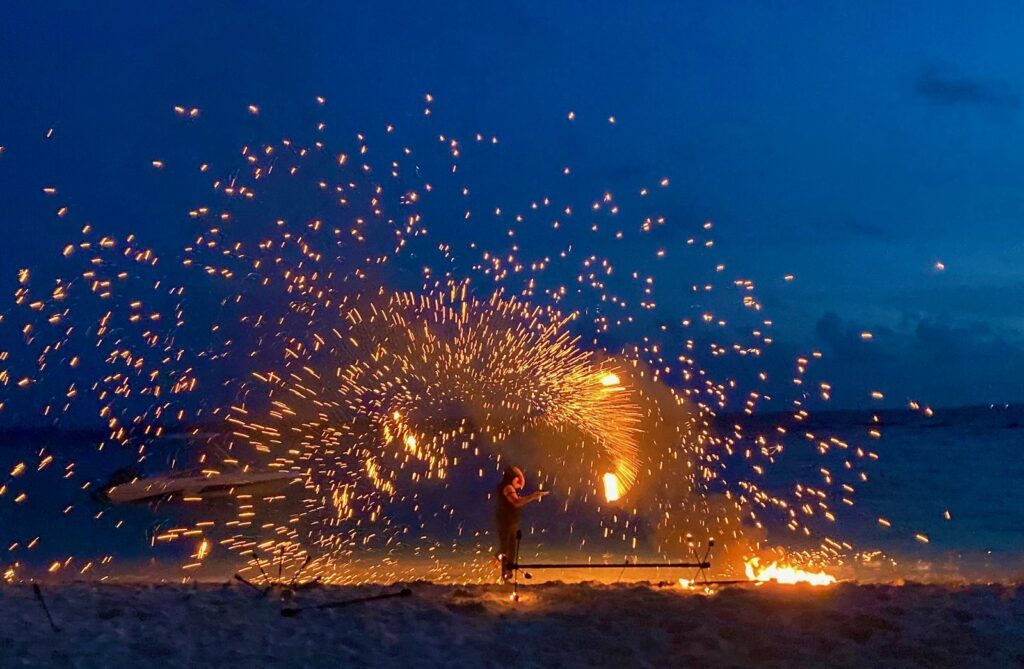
495 466 549 581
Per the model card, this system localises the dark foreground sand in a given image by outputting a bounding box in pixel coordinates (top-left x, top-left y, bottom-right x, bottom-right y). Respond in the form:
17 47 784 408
1 581 1022 668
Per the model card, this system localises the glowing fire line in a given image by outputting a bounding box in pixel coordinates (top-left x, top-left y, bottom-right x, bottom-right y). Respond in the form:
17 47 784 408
744 557 836 586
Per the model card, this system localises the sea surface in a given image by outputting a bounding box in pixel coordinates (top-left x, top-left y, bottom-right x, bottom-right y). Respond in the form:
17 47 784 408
737 404 1024 580
1 405 1022 582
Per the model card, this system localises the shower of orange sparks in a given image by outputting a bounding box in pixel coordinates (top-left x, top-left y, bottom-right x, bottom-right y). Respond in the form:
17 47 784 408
0 93 939 586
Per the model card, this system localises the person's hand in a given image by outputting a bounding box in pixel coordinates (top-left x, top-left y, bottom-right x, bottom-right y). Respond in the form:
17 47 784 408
535 490 550 501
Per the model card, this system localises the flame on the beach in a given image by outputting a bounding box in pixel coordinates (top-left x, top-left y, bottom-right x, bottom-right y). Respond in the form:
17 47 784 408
744 557 836 586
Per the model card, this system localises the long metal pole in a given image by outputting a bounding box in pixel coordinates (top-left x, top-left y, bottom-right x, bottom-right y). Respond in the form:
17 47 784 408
514 561 710 570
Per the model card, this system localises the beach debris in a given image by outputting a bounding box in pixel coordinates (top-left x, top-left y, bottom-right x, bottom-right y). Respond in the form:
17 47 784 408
280 588 413 617
31 583 60 632
233 574 268 596
250 550 274 586
286 555 313 591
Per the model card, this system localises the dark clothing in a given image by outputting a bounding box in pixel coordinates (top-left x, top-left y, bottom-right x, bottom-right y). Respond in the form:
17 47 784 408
495 483 522 528
497 521 519 571
495 483 521 576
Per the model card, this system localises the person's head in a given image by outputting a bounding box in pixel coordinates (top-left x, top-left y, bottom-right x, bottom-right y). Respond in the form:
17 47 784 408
501 465 525 490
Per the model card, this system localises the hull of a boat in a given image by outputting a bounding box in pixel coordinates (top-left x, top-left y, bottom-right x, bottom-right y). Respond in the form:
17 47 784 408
105 470 297 503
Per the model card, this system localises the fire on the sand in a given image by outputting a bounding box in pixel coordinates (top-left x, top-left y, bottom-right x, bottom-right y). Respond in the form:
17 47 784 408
679 557 836 589
743 557 836 586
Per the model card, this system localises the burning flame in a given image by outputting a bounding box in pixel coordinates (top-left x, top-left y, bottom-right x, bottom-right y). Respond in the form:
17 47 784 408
602 472 621 502
744 557 835 586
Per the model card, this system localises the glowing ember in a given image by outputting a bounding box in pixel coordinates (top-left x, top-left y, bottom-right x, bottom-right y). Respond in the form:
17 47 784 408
744 558 836 586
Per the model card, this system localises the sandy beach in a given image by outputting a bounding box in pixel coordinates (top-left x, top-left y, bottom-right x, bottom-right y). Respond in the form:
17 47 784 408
1 580 1021 668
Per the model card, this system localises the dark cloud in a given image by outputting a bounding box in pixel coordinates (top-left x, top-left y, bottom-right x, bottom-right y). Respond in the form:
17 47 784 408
881 282 1024 324
914 66 1019 110
811 311 1024 407
845 220 893 241
815 311 892 363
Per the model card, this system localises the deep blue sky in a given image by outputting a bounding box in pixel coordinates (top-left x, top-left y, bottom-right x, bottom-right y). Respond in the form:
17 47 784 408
2 1 1023 410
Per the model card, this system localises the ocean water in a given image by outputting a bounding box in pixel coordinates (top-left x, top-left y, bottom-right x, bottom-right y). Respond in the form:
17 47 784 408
737 404 1024 580
1 405 1022 582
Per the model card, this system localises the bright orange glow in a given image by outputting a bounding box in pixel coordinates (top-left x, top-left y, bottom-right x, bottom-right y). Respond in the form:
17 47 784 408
603 472 621 502
600 373 620 387
745 557 836 586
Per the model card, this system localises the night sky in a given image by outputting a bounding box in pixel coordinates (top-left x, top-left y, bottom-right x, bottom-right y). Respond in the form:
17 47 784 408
2 1 1023 412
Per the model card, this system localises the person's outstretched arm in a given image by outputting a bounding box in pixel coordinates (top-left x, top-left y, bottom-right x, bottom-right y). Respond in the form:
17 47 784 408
503 485 549 508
